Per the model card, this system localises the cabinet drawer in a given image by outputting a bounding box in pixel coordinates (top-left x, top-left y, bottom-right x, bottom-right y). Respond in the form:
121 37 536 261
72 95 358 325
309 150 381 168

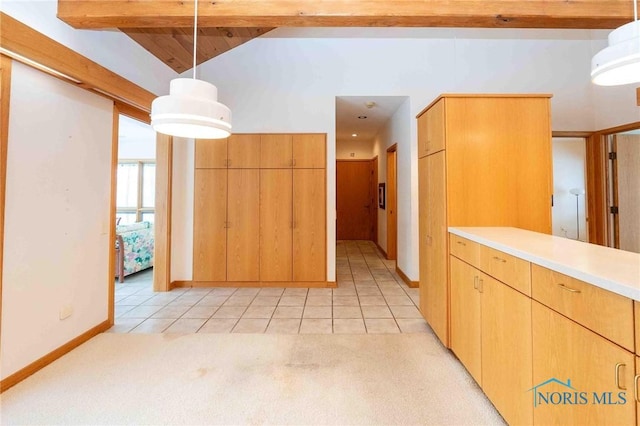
449 234 480 268
479 245 531 296
531 264 634 351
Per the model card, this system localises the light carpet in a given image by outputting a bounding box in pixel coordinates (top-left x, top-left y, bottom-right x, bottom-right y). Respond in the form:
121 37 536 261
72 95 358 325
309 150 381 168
1 331 505 425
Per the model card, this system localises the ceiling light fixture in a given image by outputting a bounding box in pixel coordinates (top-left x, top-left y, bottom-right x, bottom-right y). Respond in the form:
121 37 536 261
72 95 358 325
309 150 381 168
591 0 640 86
150 0 232 139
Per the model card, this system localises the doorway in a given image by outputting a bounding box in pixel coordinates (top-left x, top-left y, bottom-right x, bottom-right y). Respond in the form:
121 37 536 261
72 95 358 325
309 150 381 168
336 159 377 240
386 144 398 260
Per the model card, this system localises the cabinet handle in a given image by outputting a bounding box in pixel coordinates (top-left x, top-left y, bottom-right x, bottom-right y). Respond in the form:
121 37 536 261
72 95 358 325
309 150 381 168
557 283 581 294
492 256 507 263
457 241 466 246
615 363 626 390
478 278 484 293
634 375 640 403
473 276 478 290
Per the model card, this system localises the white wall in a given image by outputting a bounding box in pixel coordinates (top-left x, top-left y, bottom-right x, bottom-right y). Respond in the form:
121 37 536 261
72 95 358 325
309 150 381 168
336 138 375 159
372 98 412 275
0 0 176 95
1 62 113 379
552 138 588 242
118 115 156 160
170 138 195 282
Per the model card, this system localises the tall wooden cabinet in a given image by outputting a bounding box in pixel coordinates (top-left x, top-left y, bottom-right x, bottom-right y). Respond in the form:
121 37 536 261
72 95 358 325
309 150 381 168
417 94 553 346
194 133 327 286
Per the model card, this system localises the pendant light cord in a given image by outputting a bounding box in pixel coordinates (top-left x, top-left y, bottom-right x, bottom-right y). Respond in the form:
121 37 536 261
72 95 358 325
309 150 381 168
193 0 198 79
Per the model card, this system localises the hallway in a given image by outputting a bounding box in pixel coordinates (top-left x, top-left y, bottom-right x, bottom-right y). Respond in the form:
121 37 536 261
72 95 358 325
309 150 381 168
110 241 425 334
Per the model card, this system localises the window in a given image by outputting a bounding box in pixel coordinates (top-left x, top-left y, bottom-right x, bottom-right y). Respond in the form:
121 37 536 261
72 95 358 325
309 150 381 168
116 160 155 224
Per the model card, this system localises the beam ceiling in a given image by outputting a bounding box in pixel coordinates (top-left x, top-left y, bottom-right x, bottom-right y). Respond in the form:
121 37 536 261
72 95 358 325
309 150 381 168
58 0 634 30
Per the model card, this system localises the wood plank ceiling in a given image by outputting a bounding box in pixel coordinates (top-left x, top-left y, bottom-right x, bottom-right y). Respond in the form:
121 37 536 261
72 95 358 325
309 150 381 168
122 27 273 73
58 0 636 73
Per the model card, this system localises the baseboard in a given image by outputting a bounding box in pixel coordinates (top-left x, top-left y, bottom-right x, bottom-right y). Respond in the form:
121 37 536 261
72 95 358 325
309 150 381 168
375 242 388 258
0 319 111 393
171 280 335 289
396 266 419 288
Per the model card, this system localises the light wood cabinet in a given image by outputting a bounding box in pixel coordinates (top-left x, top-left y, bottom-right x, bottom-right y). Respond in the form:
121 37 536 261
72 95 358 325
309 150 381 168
293 134 326 168
261 134 292 168
420 151 448 344
227 169 260 281
193 169 227 281
417 94 553 347
449 256 482 383
193 133 327 286
293 169 326 281
532 300 635 425
195 134 261 169
260 169 293 281
450 254 532 425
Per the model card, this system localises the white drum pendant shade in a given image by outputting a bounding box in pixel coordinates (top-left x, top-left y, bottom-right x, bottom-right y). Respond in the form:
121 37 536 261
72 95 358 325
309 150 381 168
151 78 232 139
591 20 640 86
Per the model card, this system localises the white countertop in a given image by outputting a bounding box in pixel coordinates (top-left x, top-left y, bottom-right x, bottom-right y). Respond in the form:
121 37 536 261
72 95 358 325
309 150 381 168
449 227 640 301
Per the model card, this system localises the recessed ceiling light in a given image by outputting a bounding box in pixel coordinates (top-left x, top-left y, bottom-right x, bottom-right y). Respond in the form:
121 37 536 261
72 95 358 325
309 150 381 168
358 116 367 119
352 133 358 137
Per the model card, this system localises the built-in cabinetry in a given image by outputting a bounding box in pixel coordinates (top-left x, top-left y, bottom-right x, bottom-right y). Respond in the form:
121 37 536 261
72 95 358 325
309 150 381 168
449 227 640 425
193 133 327 286
417 94 553 345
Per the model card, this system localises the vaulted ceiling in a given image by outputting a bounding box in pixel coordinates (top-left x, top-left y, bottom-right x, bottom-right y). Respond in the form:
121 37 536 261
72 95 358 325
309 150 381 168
57 0 633 73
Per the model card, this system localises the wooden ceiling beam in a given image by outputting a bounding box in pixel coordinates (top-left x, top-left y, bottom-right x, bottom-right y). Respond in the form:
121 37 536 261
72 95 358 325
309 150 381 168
58 0 634 30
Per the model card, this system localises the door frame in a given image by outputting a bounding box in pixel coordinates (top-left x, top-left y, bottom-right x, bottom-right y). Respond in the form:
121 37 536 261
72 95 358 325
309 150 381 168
370 156 378 243
386 144 397 260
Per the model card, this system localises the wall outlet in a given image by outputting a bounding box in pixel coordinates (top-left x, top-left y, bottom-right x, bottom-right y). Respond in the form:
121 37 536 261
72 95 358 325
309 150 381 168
59 304 73 320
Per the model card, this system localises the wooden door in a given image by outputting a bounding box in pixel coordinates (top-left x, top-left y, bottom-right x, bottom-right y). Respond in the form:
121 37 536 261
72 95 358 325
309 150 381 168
615 134 640 253
227 169 260 281
532 301 635 425
336 160 372 240
260 134 292 168
260 169 292 281
293 169 325 281
227 134 260 168
195 138 227 169
386 147 397 259
193 169 227 281
425 151 448 346
449 256 482 383
481 274 533 426
293 134 325 168
425 98 446 155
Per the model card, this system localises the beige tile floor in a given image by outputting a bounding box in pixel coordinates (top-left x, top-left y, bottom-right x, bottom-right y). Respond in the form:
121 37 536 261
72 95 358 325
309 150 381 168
109 240 426 334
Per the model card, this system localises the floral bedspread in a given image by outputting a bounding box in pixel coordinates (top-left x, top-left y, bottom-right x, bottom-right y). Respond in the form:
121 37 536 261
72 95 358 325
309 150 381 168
117 221 154 276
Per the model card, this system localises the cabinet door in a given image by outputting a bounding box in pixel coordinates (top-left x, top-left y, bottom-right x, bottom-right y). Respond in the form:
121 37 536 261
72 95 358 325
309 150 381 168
260 169 292 281
227 169 260 281
260 134 292 168
449 256 482 383
195 138 227 169
425 99 446 155
418 156 429 314
423 151 449 346
193 169 227 281
227 134 260 168
293 169 325 281
532 301 635 425
293 134 325 168
482 275 533 426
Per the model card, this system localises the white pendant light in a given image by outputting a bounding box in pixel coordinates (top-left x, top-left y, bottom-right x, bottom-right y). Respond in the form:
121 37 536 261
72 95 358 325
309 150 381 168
591 0 640 86
151 0 232 138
